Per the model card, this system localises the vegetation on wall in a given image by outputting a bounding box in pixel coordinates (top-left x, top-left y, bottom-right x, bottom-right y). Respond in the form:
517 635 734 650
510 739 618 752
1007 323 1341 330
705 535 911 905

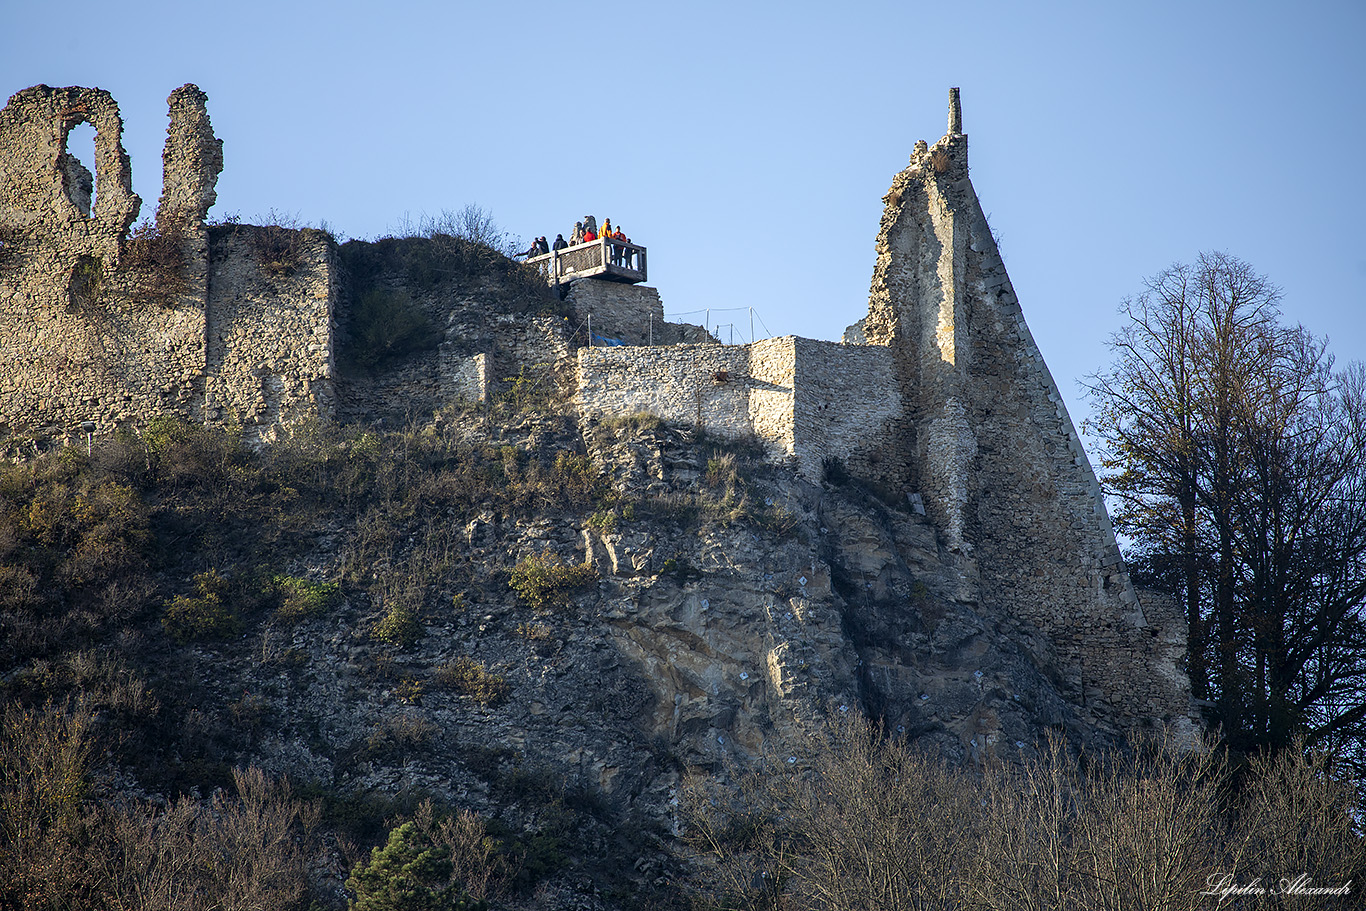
333 206 565 373
338 206 562 327
508 550 599 611
210 210 324 278
122 218 189 306
344 287 443 370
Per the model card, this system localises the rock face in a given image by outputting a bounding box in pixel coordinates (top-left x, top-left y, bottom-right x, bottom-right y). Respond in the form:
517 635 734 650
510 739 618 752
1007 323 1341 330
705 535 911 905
179 414 1182 812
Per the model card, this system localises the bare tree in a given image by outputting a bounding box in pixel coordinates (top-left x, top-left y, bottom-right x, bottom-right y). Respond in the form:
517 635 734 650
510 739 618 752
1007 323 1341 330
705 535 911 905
420 205 517 256
1231 738 1366 905
91 767 320 911
683 714 981 911
1086 252 1366 765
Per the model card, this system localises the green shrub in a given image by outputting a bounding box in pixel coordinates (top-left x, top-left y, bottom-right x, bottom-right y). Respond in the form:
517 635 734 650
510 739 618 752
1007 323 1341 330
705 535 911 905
141 414 192 456
548 450 606 506
705 452 740 488
508 551 598 611
372 601 422 649
395 677 424 705
346 821 487 911
273 575 341 625
496 365 560 413
514 622 551 641
162 569 240 642
585 508 617 534
141 415 247 486
433 658 510 706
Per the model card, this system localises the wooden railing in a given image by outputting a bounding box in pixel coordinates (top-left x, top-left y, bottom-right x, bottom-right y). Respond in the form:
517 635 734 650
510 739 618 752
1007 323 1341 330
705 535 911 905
524 236 647 284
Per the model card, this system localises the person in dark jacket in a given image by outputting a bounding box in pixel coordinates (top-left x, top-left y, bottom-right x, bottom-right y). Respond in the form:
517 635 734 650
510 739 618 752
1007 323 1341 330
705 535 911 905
552 234 567 251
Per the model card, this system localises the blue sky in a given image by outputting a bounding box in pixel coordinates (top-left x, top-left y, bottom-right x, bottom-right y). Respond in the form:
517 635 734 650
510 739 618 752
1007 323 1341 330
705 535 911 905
5 0 1363 439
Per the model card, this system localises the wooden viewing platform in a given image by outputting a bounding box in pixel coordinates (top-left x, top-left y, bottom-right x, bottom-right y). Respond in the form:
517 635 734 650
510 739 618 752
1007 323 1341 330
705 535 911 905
524 236 647 285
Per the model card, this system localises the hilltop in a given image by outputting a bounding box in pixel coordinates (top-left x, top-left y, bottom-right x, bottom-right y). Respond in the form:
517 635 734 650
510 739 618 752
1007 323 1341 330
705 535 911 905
0 83 1218 908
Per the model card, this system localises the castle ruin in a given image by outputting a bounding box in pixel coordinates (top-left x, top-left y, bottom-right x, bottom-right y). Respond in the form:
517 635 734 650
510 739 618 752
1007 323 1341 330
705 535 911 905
0 83 1193 738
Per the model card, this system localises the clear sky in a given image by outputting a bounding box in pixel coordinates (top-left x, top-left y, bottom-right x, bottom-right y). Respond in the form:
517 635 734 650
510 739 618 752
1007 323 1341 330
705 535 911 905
5 0 1363 441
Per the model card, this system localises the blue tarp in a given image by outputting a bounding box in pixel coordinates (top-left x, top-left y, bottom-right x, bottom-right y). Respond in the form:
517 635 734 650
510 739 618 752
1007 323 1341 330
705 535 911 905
591 334 625 347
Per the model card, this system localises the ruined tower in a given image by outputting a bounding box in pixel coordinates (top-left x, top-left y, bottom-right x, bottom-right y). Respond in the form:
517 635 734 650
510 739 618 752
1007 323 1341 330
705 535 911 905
861 89 1189 727
0 84 334 444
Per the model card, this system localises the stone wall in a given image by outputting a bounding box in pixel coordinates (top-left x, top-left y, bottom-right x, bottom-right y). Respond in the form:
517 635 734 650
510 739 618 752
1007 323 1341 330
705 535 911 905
0 85 199 443
0 85 141 260
577 337 905 483
336 313 572 423
448 353 492 404
787 338 904 483
566 278 664 346
578 343 757 441
202 225 335 434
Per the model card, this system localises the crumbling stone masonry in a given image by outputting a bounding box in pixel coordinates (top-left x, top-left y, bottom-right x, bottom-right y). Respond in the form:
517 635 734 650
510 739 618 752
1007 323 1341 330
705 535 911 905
0 84 333 445
856 89 1184 730
578 337 905 483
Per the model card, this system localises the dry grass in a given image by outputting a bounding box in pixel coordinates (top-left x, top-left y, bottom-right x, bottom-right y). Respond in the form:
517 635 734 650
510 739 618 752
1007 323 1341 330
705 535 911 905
682 714 1365 911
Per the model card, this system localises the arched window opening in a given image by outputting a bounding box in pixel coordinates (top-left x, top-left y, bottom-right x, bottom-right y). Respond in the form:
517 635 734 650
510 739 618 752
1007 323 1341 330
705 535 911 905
62 121 97 217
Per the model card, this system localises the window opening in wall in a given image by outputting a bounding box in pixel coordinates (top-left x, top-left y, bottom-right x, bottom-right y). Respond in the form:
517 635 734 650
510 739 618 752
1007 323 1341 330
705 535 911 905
62 121 97 217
